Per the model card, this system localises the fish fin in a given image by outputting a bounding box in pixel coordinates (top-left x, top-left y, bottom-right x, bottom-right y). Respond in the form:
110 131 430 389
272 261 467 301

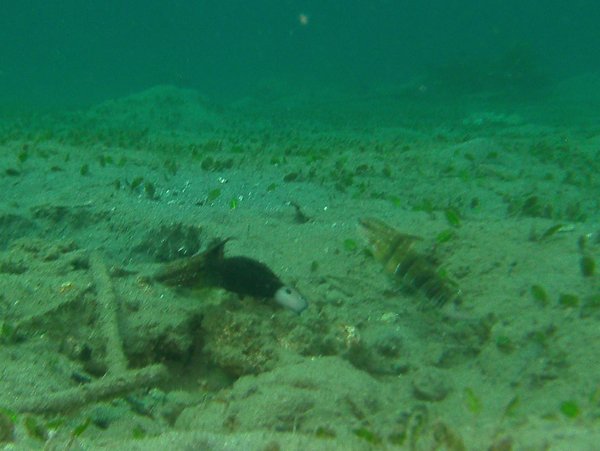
154 237 230 288
203 237 231 262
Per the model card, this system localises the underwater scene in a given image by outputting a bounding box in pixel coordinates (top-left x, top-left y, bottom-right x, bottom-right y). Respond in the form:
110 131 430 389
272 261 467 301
1 1 599 450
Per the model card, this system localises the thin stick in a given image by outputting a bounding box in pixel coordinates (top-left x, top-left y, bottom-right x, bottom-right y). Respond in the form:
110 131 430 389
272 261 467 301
8 364 168 414
89 251 128 373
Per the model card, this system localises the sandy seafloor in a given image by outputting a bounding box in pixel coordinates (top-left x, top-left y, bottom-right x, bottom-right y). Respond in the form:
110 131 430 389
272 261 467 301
0 80 599 450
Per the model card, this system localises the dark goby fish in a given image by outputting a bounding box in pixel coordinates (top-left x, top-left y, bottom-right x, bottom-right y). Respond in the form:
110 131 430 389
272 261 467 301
153 238 308 313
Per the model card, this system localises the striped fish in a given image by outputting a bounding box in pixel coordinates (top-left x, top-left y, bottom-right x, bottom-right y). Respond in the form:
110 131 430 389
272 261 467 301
359 217 461 307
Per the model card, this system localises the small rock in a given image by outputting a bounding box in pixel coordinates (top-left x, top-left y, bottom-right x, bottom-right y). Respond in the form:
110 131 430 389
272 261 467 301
412 368 451 402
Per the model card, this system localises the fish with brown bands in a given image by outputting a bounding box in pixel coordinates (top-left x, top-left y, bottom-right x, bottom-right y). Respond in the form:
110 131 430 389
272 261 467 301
359 217 461 307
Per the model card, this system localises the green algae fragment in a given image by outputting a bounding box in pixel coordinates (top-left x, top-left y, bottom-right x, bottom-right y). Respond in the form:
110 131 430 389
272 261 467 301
0 322 17 344
201 156 214 171
388 195 402 207
98 154 113 167
283 172 299 182
130 176 144 190
23 416 47 441
580 255 595 277
495 335 515 354
207 188 222 202
412 199 434 214
353 427 382 445
530 285 549 306
464 387 482 414
537 223 564 241
72 418 91 438
132 424 146 439
163 159 178 176
558 293 579 308
0 410 15 443
388 431 406 446
560 400 580 418
0 408 16 424
444 207 461 227
436 229 456 243
580 294 600 318
315 426 336 439
343 238 358 252
17 148 29 163
144 181 157 200
503 395 520 417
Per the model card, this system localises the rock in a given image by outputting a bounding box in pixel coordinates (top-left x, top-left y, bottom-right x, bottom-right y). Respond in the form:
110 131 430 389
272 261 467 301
412 368 451 402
